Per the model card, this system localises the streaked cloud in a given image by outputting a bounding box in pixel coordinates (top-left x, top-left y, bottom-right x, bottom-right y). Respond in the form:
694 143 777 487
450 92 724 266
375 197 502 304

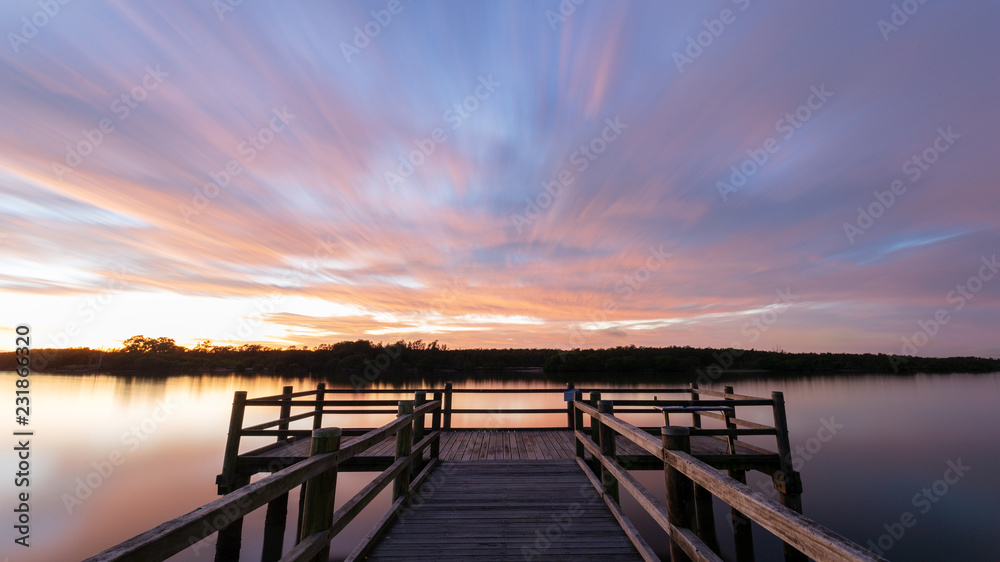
1 1 997 357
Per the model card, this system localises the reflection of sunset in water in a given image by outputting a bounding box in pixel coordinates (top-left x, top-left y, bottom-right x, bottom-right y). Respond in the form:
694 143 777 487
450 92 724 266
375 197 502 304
3 373 999 561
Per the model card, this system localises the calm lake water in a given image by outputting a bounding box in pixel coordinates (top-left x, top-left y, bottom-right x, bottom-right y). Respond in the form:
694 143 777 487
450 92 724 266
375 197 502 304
0 371 997 561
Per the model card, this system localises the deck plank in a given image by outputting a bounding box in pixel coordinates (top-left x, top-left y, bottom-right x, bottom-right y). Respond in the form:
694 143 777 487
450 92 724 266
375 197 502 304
363 460 644 561
237 430 778 471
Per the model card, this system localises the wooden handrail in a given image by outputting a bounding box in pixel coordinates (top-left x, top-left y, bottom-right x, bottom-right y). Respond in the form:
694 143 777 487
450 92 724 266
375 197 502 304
448 407 564 414
610 398 774 407
573 402 883 562
89 399 441 562
572 440 721 562
691 388 768 401
246 388 324 402
695 410 775 430
662 447 885 561
245 410 327 431
247 399 403 407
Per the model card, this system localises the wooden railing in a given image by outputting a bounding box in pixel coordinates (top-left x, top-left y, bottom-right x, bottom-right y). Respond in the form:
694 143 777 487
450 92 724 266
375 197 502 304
572 397 887 562
86 383 882 562
85 394 442 562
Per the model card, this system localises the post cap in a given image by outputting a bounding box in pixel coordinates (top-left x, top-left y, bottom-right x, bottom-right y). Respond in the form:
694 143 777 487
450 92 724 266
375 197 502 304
661 426 690 436
313 427 342 438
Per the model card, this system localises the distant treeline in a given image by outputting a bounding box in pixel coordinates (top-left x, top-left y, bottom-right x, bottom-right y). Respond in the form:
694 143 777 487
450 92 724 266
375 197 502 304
2 335 999 377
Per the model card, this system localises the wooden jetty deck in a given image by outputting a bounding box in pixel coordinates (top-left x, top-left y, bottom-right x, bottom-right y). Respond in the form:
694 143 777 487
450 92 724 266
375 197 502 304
87 383 887 562
244 428 773 467
364 460 643 561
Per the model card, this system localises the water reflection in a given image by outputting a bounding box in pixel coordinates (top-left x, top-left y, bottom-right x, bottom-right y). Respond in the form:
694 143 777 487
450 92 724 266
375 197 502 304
0 371 996 561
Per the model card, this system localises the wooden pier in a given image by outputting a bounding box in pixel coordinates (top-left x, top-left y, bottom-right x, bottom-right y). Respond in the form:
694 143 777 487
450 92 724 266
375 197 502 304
87 383 887 562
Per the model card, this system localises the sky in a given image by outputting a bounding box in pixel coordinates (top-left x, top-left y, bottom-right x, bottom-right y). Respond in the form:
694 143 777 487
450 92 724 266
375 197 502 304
0 0 998 357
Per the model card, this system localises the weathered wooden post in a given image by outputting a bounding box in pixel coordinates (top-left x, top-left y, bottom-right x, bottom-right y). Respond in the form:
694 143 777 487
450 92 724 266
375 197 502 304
218 391 247 490
312 382 326 430
215 391 248 562
597 401 619 504
572 389 584 458
298 428 342 562
772 391 806 562
277 385 293 441
443 382 453 429
688 381 719 551
431 390 443 459
588 391 602 474
690 382 702 429
412 391 427 475
663 426 695 562
565 382 575 429
215 474 250 562
262 386 294 561
724 385 755 562
394 401 414 501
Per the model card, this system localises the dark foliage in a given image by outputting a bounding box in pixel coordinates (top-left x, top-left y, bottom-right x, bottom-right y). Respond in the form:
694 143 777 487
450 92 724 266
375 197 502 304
2 337 998 377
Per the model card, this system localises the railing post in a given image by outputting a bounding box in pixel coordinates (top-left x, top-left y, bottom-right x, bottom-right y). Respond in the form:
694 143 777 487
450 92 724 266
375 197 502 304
277 385 293 442
298 427 342 562
565 382 575 429
772 391 806 562
214 472 250 562
588 391 602 474
572 389 584 458
723 385 738 454
215 391 249 561
312 382 326 430
218 391 247 492
725 385 755 562
412 391 427 475
688 379 718 552
394 401 414 501
262 386 293 562
663 426 695 562
597 400 619 504
261 489 288 562
690 382 702 429
443 382 453 429
431 390 442 459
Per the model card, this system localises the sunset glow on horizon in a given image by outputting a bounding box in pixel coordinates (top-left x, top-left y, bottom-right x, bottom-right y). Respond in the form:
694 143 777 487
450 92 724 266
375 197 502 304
1 1 998 357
